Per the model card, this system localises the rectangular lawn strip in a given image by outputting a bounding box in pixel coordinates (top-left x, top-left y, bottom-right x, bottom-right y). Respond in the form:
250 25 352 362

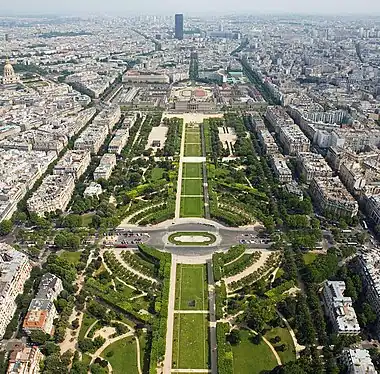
182 178 203 196
180 196 204 218
101 336 138 374
183 163 202 178
59 251 81 265
185 133 201 143
232 330 278 374
172 313 209 369
184 143 202 157
175 264 208 310
264 327 296 364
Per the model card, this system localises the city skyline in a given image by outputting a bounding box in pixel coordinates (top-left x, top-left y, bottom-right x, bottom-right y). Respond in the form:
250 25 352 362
2 0 380 16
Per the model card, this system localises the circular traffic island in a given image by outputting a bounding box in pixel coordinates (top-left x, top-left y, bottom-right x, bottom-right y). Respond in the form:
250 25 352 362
168 232 217 246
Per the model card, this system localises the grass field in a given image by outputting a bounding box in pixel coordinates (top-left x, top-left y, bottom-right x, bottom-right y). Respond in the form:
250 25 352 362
183 163 202 178
172 313 209 370
185 133 201 143
184 143 202 157
60 251 81 265
80 213 94 227
180 196 204 217
175 264 208 310
182 179 203 196
232 330 277 374
265 327 296 364
101 336 138 374
151 167 165 181
303 252 318 265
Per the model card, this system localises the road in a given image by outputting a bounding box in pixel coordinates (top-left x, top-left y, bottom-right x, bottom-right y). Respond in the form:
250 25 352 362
207 260 217 374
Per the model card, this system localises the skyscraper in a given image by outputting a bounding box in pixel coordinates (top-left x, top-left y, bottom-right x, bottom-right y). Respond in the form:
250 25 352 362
175 14 184 40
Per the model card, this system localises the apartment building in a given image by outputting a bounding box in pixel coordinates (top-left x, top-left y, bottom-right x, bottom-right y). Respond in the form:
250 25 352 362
256 128 279 155
341 349 377 374
279 125 310 155
296 152 333 183
92 105 121 132
93 153 117 181
339 162 367 193
264 106 294 133
6 344 43 374
53 150 91 179
23 273 63 336
322 281 360 335
23 299 57 335
270 155 293 183
358 251 380 316
366 195 380 226
27 174 76 216
74 124 109 154
108 129 130 154
0 244 32 339
309 176 358 218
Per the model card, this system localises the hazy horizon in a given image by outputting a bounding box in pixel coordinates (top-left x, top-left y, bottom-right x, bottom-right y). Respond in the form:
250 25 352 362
1 0 380 17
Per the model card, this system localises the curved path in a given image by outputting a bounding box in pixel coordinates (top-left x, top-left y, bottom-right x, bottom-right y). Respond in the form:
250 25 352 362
276 310 305 359
123 203 165 224
84 320 99 339
246 327 282 367
112 249 158 284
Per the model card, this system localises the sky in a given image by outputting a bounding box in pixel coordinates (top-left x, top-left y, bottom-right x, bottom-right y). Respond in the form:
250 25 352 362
1 0 380 16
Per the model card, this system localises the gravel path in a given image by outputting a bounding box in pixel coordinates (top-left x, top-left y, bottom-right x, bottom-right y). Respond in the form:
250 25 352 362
163 255 177 374
175 122 186 220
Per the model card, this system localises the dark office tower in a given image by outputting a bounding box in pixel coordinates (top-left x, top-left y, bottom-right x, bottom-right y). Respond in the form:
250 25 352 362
175 14 184 40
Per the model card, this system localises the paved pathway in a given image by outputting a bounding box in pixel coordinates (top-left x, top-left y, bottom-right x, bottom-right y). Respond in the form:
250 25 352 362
207 260 217 374
173 310 209 314
163 255 178 374
175 122 186 220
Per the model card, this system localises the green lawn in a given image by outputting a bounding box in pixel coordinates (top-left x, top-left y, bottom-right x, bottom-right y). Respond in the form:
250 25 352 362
303 252 318 265
265 327 296 364
184 143 202 157
175 264 208 310
81 213 94 227
172 313 209 369
81 354 91 367
78 313 97 341
185 133 201 143
59 251 81 265
151 167 165 181
183 163 202 178
182 179 203 196
232 330 278 374
180 196 204 217
101 336 138 374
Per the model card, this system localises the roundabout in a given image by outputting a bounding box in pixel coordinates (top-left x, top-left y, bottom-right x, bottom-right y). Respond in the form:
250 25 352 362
167 231 217 246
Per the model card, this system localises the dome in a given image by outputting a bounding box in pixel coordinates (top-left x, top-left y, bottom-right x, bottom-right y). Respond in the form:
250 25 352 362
2 58 19 85
4 59 15 76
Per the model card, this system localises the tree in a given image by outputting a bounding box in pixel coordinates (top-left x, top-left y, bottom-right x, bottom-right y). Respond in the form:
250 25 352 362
227 330 241 345
0 220 12 236
30 330 50 345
